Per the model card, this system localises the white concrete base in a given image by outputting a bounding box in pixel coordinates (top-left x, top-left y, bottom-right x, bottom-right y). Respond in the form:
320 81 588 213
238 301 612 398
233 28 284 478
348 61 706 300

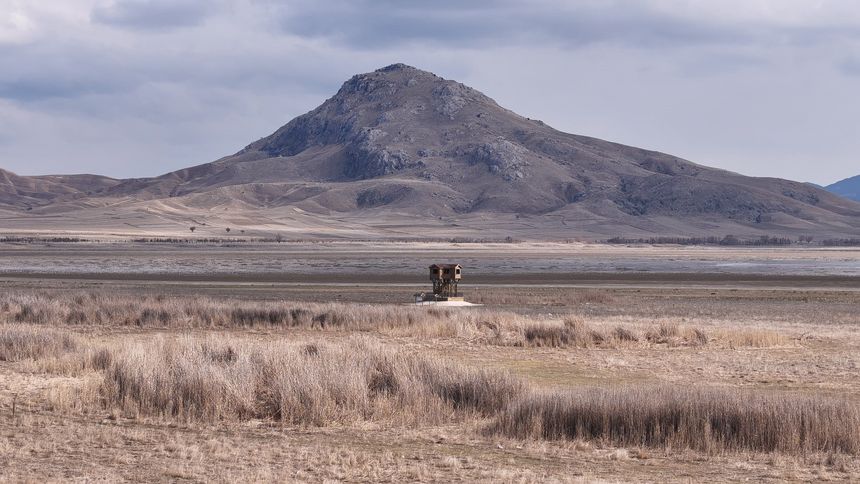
413 301 481 307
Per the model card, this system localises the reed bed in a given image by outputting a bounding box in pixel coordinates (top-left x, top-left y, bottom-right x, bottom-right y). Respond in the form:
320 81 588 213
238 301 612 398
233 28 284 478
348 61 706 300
491 386 860 455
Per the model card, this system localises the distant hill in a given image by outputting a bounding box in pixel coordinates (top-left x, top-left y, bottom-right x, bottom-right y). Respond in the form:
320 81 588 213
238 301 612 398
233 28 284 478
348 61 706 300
826 175 860 202
1 64 859 240
0 168 118 210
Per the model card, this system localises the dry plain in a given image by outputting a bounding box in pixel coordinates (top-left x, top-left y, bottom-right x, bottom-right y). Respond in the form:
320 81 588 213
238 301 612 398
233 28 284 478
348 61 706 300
0 241 858 482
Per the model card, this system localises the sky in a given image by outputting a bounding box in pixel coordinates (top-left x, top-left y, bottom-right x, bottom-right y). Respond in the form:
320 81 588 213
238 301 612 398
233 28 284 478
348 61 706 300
0 0 858 185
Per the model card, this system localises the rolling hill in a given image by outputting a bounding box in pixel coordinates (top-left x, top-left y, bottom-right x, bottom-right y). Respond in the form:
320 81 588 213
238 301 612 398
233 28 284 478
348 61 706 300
826 175 860 202
1 64 859 240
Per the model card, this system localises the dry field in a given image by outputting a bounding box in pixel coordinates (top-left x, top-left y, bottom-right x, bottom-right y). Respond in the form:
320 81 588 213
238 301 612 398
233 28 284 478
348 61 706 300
0 282 858 482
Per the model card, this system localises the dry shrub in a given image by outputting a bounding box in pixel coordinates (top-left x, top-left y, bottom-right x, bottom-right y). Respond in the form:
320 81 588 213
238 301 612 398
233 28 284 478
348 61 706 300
692 328 709 346
98 336 525 424
0 324 78 361
716 329 791 348
491 386 860 455
523 318 597 348
645 322 679 344
573 290 615 305
612 326 639 342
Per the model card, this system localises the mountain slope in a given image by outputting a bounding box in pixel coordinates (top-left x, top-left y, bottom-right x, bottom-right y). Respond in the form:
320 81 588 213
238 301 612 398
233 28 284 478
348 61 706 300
0 168 119 210
3 64 860 239
827 175 860 202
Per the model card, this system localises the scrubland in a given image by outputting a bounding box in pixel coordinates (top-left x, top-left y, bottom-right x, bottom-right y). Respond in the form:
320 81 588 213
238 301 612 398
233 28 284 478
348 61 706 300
0 287 859 482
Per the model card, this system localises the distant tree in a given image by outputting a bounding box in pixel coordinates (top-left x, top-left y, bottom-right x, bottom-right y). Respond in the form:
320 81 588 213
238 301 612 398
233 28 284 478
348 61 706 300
274 233 284 243
225 228 231 233
240 230 245 234
189 226 196 233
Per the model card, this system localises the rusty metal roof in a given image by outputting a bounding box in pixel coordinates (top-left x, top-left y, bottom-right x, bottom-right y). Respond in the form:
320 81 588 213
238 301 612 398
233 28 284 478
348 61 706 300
429 264 461 269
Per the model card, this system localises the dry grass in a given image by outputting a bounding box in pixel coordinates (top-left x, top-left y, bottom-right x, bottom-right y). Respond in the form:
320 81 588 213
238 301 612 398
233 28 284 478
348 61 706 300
492 386 860 455
472 288 617 306
5 322 844 456
0 292 491 337
714 328 791 348
0 292 794 350
0 324 79 361
573 290 615 305
92 336 524 425
521 319 712 348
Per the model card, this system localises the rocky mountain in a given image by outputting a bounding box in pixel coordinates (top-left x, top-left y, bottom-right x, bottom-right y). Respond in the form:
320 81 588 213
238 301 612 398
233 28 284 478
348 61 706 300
826 175 860 202
2 64 860 239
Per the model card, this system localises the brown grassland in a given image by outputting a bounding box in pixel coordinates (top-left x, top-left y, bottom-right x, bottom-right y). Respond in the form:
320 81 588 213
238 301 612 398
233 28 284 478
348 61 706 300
0 282 859 482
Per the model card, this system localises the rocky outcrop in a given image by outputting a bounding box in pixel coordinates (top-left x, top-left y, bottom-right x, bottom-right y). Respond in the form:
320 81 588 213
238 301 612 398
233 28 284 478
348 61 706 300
462 138 530 181
345 128 413 179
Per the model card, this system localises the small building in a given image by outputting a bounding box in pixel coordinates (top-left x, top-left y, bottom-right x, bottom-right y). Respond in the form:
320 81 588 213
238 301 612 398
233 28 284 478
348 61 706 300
428 263 463 301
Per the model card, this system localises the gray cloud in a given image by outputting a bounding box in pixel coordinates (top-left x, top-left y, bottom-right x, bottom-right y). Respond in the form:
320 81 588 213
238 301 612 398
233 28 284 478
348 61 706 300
840 57 860 76
91 0 217 31
0 1 858 185
270 0 745 49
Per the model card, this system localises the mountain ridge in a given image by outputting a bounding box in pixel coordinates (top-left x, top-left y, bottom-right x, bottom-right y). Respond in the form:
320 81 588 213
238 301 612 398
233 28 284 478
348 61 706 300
1 64 859 240
826 175 860 202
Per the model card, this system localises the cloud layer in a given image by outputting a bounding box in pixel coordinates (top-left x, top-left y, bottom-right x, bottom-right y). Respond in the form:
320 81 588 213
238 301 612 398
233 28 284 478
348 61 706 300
0 0 858 183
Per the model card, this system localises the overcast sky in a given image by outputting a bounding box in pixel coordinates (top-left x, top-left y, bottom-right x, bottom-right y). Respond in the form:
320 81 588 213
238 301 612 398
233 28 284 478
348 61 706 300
1 0 858 184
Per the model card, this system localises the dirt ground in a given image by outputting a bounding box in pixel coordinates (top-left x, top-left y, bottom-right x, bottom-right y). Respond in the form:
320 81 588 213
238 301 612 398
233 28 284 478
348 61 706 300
0 243 858 482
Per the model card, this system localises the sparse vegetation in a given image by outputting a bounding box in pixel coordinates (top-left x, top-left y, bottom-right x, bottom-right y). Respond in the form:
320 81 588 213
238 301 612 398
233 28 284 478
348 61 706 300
822 238 860 246
606 235 796 246
492 386 860 455
0 236 87 243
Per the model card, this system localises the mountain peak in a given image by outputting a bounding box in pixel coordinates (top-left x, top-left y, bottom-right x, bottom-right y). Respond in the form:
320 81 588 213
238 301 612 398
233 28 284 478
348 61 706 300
247 64 504 178
209 65 860 237
7 64 860 239
375 63 422 73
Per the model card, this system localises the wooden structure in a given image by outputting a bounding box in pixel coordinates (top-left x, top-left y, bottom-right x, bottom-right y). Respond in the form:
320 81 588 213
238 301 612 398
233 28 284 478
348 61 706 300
429 263 462 300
